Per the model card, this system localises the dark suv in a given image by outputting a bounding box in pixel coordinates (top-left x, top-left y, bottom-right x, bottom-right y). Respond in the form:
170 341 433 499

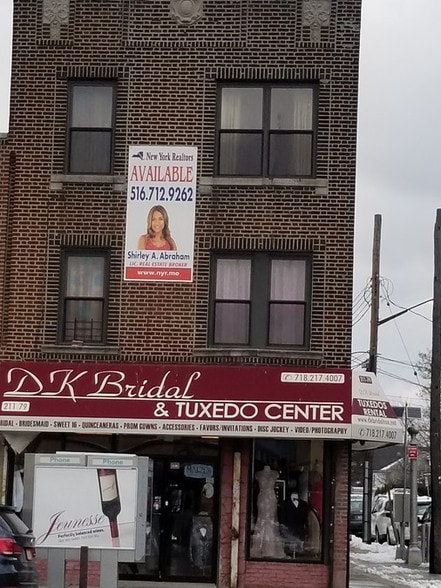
0 506 38 587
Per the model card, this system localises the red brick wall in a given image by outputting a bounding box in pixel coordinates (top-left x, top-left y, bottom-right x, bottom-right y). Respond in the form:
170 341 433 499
332 443 351 588
2 0 360 368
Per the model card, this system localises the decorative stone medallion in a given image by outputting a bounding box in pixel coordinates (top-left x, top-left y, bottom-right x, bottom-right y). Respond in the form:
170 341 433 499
170 0 203 26
302 0 331 43
42 0 69 40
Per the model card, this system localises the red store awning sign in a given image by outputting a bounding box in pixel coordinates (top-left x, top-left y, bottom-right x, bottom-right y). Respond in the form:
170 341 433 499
0 362 404 443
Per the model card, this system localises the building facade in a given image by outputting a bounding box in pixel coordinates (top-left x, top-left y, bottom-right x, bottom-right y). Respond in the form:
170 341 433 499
0 0 364 586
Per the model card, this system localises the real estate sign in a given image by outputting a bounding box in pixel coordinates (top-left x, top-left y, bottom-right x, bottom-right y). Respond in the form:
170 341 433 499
124 145 197 282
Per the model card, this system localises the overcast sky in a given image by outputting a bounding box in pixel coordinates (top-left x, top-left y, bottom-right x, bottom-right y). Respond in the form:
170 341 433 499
0 0 439 407
354 0 441 406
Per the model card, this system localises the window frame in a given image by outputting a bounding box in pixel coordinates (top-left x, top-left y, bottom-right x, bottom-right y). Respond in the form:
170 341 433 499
209 252 311 349
58 248 110 345
66 80 116 175
247 439 327 563
215 82 318 178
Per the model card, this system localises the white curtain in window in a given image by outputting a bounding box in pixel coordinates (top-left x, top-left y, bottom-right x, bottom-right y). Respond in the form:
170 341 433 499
66 256 105 297
270 88 313 131
270 259 306 301
220 87 262 130
220 88 263 175
216 258 251 299
72 85 113 128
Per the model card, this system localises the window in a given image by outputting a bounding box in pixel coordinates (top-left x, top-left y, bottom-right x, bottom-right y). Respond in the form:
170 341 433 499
249 439 324 562
211 253 310 348
217 84 316 177
59 250 109 344
67 81 115 174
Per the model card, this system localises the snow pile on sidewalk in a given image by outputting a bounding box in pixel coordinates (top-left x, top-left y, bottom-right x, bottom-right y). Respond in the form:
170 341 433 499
351 536 441 587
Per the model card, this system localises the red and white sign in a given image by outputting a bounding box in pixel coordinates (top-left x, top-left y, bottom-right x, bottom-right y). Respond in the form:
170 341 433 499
0 362 351 438
124 145 197 282
408 445 418 459
351 370 404 444
0 363 404 443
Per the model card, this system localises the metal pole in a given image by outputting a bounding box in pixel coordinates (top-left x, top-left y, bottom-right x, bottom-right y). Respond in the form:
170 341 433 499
407 426 422 566
396 405 408 560
430 209 441 572
362 458 370 543
79 545 88 588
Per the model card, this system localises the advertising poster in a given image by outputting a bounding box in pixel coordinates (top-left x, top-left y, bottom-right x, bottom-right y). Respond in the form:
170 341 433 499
32 466 138 549
124 145 197 282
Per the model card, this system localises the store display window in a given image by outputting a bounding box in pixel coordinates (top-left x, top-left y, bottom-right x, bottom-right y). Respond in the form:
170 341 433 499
249 439 324 562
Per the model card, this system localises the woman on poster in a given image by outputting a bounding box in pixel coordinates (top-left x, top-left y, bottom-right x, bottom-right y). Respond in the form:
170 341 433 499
137 205 177 251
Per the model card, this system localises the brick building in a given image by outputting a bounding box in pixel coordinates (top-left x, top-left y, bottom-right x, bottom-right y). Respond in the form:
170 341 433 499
0 0 371 586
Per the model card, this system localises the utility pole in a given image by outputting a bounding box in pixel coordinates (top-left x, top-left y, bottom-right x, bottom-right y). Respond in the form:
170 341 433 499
368 214 382 374
430 208 441 573
362 214 381 543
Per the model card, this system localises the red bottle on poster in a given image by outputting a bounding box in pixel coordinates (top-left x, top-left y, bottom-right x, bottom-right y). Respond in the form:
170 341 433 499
97 469 121 538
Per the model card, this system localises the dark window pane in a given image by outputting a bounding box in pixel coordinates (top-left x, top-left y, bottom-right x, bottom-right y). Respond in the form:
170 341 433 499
70 130 112 174
61 252 107 345
268 303 305 345
65 299 104 342
214 302 249 344
69 83 114 174
219 133 262 175
269 133 312 176
217 84 315 178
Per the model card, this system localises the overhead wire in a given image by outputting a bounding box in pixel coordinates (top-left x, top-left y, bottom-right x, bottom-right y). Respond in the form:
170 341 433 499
380 287 430 387
352 280 371 326
352 275 432 391
383 294 433 324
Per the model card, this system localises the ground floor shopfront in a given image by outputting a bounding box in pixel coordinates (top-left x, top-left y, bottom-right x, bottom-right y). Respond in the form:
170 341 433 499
0 361 403 588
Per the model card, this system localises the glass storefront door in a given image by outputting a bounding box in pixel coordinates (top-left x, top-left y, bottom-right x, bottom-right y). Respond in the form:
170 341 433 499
120 457 217 582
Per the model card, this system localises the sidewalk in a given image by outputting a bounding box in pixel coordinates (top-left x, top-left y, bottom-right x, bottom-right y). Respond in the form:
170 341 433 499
350 556 413 587
349 537 441 588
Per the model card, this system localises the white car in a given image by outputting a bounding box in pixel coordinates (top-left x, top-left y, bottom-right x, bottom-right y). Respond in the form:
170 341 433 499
371 494 391 543
371 492 431 544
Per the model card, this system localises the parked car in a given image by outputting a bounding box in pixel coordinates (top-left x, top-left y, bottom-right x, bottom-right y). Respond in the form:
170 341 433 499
371 494 390 543
420 503 431 525
349 494 363 537
0 506 38 587
418 504 431 540
371 492 431 545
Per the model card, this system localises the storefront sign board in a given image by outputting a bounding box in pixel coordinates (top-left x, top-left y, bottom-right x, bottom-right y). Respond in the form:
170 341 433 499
0 363 403 443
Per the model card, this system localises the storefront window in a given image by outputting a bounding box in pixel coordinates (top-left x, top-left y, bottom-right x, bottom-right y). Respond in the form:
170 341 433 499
249 439 324 562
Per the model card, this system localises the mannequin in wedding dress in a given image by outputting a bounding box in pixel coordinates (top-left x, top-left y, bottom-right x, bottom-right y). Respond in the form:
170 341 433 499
250 465 285 558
